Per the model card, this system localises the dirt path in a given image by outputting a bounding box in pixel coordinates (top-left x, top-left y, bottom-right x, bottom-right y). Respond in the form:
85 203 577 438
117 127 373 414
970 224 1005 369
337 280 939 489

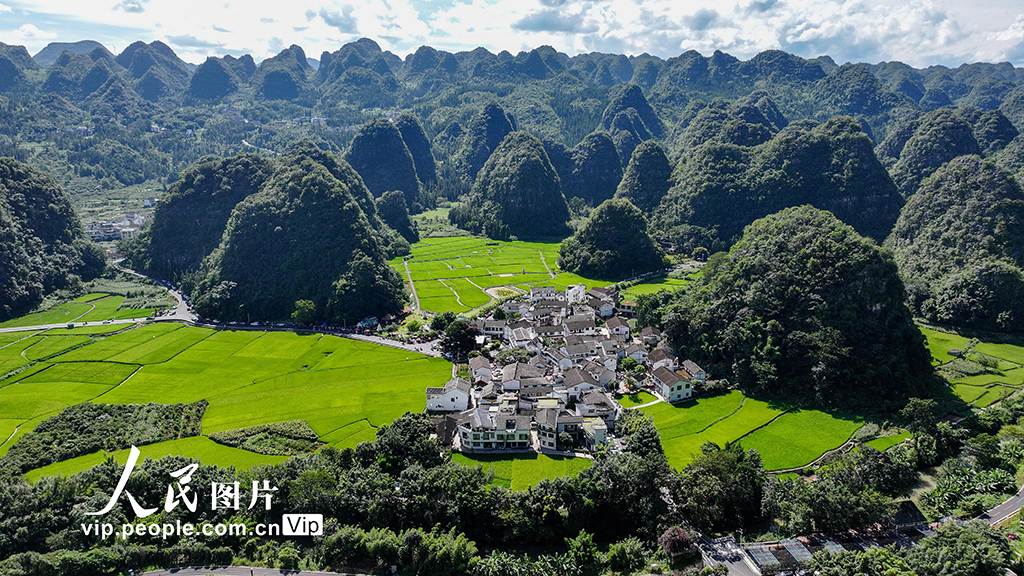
538 250 556 279
403 260 421 313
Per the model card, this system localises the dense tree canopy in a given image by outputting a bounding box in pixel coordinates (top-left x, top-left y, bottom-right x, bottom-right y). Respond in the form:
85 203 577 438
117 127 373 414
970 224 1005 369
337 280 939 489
654 117 904 251
887 155 1024 331
613 140 673 212
558 198 666 280
0 158 103 320
659 206 931 409
450 131 570 240
123 153 275 283
345 118 420 206
192 144 406 323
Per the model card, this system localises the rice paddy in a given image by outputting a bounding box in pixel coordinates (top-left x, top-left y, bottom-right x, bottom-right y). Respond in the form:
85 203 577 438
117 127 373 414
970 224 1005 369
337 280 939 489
0 323 453 480
450 452 593 491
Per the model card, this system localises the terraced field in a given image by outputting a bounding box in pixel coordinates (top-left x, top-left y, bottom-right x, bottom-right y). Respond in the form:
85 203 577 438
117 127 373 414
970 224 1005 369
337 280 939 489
0 323 452 479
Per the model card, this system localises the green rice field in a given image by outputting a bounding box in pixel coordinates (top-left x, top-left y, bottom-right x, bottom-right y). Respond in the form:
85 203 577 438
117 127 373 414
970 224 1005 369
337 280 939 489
0 322 453 480
393 236 686 316
642 391 864 471
865 431 912 451
918 327 972 366
0 293 155 329
617 391 657 408
450 452 593 491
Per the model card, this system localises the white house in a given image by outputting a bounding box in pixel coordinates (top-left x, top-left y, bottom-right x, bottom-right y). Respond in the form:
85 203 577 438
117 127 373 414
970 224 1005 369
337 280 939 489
647 349 678 372
566 284 587 304
681 360 707 383
426 378 472 411
625 343 649 363
456 408 532 452
640 326 662 346
469 355 493 382
606 316 630 337
574 389 620 428
502 362 545 391
581 359 616 387
563 368 601 400
564 316 598 337
651 367 692 403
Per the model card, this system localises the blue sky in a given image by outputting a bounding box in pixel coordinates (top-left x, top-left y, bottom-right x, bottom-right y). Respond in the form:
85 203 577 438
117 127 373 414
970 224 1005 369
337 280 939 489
2 0 1023 67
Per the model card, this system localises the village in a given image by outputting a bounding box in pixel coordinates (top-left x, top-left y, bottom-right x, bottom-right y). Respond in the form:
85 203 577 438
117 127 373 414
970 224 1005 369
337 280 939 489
425 283 707 457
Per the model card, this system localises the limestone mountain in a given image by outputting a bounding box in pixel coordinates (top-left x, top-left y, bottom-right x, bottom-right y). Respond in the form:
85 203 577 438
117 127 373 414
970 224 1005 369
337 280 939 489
122 154 276 283
460 102 517 179
450 131 570 240
187 57 241 101
0 158 103 320
886 155 1024 332
192 145 406 323
614 141 674 213
32 41 110 68
394 113 436 183
558 198 667 280
660 205 931 410
345 118 420 206
654 117 903 251
554 132 623 206
251 45 313 102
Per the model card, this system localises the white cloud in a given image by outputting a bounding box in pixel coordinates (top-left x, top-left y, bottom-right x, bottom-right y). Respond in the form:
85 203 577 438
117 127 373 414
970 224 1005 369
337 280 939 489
14 23 57 39
1 0 1022 66
0 3 11 14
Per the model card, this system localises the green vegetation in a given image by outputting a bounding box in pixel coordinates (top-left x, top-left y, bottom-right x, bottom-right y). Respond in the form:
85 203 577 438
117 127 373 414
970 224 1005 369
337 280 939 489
450 452 593 490
3 401 206 473
864 431 912 451
613 140 672 212
919 326 973 365
344 118 420 205
740 410 863 470
617 391 656 408
653 117 904 252
654 206 933 410
887 156 1024 332
558 198 667 280
0 324 452 478
638 392 852 470
209 419 321 455
191 143 408 323
450 131 570 240
0 158 104 321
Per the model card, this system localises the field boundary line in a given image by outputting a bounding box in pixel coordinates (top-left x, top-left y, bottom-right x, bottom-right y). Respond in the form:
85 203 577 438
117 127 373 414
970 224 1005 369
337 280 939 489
0 332 43 350
661 396 753 440
1 424 21 450
767 438 859 474
318 417 378 439
0 362 54 389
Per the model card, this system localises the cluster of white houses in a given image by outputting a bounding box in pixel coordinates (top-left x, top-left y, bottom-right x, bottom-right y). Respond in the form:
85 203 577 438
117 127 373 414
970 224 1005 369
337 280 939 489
427 284 707 455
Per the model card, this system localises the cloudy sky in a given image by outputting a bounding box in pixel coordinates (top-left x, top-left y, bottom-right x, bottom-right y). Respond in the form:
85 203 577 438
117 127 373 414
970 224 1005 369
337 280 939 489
2 0 1024 67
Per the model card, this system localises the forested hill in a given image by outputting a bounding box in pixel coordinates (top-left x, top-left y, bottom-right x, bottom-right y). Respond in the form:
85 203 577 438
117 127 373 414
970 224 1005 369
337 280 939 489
0 158 103 320
4 37 1024 332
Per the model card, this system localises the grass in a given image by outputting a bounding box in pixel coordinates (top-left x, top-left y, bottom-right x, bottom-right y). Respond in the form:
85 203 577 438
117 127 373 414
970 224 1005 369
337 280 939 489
23 336 92 361
450 452 593 491
865 431 912 451
0 302 92 328
617 391 657 408
974 342 1024 365
739 410 863 471
919 327 972 366
621 277 691 297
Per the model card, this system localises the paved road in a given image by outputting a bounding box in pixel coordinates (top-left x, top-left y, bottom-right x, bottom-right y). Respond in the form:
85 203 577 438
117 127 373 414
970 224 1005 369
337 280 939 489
140 566 367 576
0 317 145 334
978 485 1024 525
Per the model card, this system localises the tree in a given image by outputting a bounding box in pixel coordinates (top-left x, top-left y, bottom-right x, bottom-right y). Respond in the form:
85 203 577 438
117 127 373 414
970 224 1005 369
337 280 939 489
429 311 456 332
440 320 479 358
559 198 667 280
662 205 932 410
565 530 602 576
291 300 316 324
496 348 531 366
